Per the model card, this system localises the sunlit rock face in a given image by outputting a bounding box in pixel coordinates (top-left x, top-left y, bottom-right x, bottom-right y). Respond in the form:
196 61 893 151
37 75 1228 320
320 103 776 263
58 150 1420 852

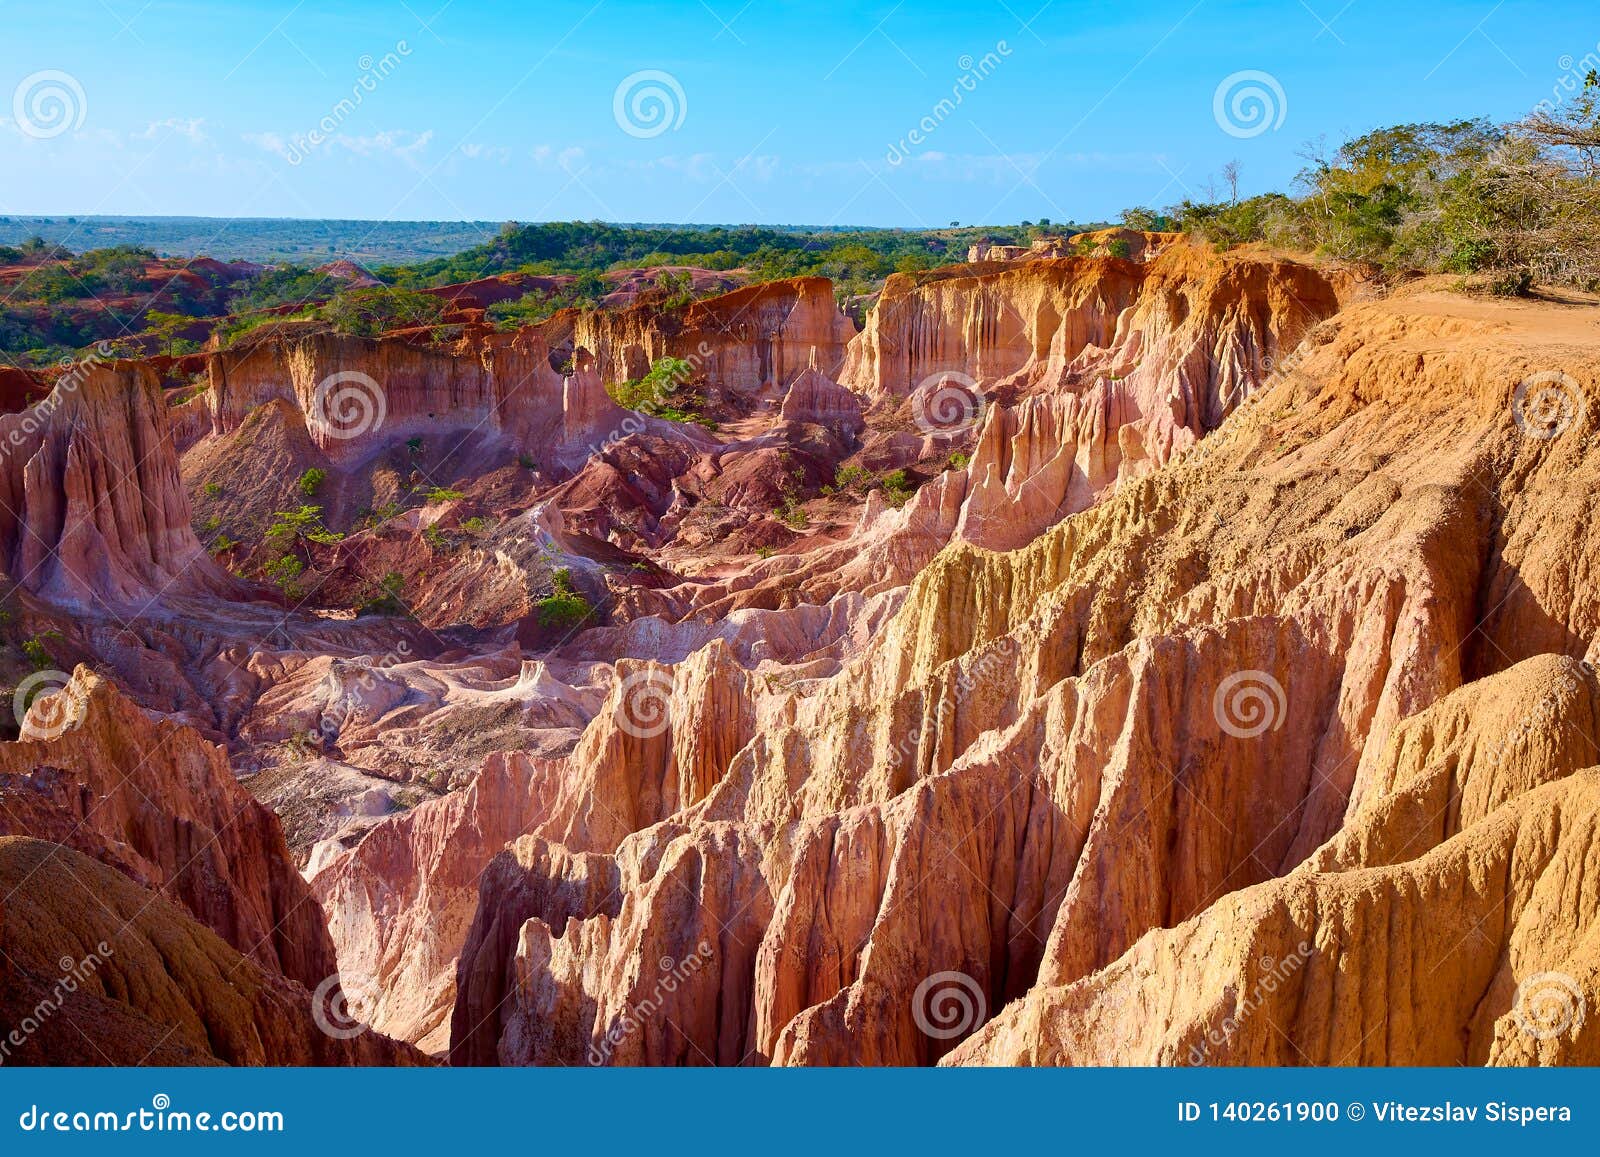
7 240 1599 1070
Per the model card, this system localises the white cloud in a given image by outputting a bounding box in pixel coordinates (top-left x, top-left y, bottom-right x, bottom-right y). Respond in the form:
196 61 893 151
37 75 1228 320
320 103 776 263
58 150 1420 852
241 127 433 168
244 131 291 159
333 129 433 165
532 144 586 171
460 143 511 163
137 117 208 144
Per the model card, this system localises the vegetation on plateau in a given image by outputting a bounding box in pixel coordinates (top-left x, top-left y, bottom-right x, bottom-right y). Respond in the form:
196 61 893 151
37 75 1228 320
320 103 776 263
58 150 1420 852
1121 80 1600 292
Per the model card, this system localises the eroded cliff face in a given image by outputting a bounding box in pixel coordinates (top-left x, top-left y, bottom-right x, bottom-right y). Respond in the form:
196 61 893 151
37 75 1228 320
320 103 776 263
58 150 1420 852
0 668 336 988
845 245 1337 394
314 639 766 1052
3 241 1594 1071
446 287 1600 1066
619 248 1344 621
296 246 1347 1054
843 245 1341 482
204 327 606 465
0 837 423 1066
564 276 857 394
0 363 237 609
952 656 1600 1066
202 277 852 465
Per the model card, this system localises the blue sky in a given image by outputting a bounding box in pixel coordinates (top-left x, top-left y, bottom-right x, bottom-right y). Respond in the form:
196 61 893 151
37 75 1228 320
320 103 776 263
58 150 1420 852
0 0 1592 226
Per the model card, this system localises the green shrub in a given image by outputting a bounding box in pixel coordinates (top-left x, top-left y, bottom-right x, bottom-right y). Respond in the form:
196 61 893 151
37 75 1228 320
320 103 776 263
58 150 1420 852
535 569 592 629
535 593 590 629
358 572 409 616
486 275 608 331
267 505 343 546
607 356 705 423
317 287 448 338
297 467 327 496
775 497 809 529
880 469 915 508
366 501 404 526
264 554 304 598
834 464 872 491
20 634 58 671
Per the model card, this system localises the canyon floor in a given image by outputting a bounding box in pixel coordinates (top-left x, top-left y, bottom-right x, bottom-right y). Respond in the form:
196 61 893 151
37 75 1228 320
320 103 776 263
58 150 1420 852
1 232 1597 1066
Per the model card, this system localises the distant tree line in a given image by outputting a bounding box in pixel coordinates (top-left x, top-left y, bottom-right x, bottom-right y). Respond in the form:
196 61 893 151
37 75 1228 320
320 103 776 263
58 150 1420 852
1122 85 1600 293
376 221 1024 300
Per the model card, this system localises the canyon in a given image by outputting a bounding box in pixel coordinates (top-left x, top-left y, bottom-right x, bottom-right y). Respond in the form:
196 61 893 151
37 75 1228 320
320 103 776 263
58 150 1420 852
1 231 1596 1067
